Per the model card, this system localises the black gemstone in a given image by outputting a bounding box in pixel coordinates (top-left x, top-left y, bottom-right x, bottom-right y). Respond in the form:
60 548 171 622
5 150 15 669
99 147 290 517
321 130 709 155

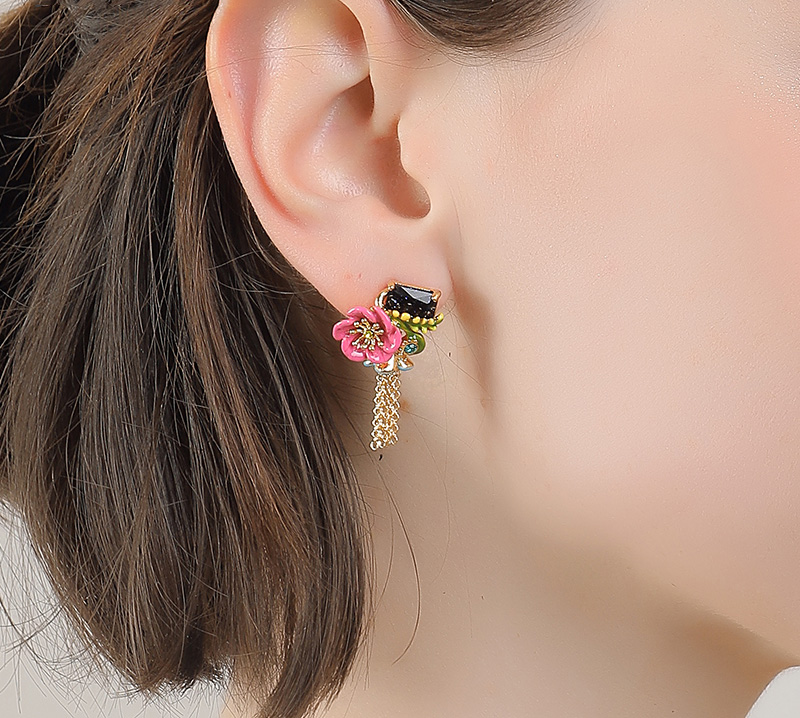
383 284 438 319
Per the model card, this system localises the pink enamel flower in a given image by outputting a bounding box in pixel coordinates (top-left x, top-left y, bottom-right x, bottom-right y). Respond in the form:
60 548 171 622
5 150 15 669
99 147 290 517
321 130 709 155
332 305 403 364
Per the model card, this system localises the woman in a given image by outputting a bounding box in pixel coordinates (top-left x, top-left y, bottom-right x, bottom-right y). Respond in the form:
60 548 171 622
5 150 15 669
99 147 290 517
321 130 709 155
1 0 799 716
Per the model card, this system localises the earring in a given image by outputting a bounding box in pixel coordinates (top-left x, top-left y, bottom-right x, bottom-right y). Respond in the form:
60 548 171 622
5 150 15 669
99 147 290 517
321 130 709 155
332 282 445 451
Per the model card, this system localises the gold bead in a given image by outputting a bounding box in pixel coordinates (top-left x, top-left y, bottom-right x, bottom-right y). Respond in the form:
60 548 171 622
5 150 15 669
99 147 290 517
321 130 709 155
400 312 411 321
392 310 400 318
412 316 420 324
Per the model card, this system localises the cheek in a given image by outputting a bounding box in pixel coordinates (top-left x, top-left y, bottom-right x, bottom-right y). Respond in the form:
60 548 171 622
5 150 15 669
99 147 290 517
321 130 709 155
446 5 800 648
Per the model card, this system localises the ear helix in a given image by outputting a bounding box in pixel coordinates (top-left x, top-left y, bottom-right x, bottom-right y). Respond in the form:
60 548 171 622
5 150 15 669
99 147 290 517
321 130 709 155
332 282 445 450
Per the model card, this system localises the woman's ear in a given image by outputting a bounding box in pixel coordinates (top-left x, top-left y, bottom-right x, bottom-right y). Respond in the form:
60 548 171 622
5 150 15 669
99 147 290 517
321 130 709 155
205 0 455 315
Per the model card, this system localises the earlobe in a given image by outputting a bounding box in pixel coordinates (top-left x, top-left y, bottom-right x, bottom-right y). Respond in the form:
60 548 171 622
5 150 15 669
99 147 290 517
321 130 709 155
205 0 453 315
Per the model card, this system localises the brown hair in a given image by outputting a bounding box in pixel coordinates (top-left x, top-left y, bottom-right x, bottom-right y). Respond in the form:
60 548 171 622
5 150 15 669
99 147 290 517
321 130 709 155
0 0 582 716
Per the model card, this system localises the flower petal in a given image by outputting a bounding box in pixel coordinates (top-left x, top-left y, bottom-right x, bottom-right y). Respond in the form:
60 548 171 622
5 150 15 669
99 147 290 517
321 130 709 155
332 317 355 340
341 332 366 361
373 309 403 351
367 345 394 364
385 324 403 353
347 305 371 319
372 305 391 327
362 306 381 324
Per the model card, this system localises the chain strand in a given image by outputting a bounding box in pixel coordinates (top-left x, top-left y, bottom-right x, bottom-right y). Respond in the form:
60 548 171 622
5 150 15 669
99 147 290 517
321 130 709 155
370 368 401 451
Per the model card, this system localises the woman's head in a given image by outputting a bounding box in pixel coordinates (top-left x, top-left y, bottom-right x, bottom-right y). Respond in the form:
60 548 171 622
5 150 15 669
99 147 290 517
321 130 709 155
2 0 800 716
0 0 589 715
207 0 800 654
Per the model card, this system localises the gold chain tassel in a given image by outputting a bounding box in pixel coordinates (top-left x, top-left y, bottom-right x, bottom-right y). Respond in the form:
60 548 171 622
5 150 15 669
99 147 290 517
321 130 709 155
370 367 401 451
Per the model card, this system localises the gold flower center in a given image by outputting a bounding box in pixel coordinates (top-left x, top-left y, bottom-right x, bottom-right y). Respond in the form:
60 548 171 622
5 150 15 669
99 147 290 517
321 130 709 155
349 318 384 350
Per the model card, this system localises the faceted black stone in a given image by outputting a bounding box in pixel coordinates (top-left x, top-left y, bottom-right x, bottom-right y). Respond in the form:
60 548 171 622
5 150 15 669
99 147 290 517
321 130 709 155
383 284 438 319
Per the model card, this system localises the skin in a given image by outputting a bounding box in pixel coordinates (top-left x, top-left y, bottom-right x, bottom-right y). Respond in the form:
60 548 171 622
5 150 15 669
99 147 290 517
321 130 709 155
207 0 800 715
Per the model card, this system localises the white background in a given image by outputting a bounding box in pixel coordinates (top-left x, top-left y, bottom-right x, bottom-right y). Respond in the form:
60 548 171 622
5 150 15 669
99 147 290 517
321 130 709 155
0 514 223 718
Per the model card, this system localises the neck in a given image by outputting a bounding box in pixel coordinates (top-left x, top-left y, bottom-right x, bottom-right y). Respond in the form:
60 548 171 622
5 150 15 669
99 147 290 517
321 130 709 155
339 440 787 717
227 320 792 718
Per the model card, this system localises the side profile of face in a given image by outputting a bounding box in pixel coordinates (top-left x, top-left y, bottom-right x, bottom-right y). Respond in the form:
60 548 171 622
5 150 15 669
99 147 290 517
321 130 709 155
436 0 800 655
208 0 800 674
